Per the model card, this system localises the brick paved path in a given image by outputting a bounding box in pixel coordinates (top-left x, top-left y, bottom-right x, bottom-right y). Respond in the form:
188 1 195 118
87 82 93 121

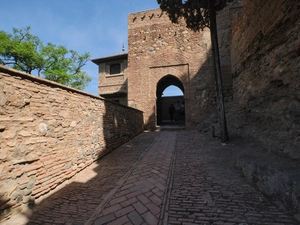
87 131 176 225
3 130 298 225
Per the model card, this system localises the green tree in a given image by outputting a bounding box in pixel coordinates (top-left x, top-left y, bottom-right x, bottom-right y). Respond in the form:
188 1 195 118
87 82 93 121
0 26 91 90
157 0 229 143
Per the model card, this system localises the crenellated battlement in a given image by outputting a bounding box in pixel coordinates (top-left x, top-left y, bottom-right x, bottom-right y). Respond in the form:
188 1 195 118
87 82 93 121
128 8 166 27
127 8 207 55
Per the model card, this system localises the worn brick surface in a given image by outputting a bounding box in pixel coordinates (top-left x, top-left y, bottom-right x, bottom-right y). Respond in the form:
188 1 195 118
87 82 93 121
3 130 298 225
166 131 298 225
89 131 176 225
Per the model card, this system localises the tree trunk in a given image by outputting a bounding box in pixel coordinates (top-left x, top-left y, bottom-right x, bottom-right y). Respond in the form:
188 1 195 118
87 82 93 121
208 0 229 143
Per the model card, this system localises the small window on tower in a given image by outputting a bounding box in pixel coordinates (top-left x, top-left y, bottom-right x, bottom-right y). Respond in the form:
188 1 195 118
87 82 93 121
110 63 121 74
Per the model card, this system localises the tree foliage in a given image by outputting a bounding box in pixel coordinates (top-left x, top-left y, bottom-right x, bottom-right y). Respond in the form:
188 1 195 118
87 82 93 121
157 0 229 31
0 26 91 90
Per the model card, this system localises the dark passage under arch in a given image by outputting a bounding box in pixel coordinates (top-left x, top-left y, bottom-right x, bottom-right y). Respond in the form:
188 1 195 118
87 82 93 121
156 75 184 125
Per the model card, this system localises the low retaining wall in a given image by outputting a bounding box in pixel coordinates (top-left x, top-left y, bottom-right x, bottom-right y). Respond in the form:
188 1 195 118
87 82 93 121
0 65 144 220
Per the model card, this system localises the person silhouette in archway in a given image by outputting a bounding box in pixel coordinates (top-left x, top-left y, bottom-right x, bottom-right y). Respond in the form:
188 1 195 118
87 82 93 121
174 101 181 121
180 101 185 121
169 104 175 122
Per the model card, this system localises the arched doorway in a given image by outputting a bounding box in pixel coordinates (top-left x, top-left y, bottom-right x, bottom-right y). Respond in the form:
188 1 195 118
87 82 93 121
156 75 184 125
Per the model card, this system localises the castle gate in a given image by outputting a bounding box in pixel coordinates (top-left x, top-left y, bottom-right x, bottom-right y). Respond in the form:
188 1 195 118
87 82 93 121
156 75 184 125
127 8 233 130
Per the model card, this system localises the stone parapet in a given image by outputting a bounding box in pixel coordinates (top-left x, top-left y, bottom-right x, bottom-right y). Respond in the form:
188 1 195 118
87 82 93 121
0 65 143 221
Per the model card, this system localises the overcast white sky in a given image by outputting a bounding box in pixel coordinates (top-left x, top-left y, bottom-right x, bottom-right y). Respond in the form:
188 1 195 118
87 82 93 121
1 0 183 96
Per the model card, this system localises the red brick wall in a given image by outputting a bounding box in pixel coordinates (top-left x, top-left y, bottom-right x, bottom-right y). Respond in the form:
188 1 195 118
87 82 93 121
127 7 235 130
0 65 143 220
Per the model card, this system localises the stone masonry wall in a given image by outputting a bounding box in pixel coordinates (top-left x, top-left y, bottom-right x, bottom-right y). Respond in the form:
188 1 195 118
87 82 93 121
0 65 144 220
230 0 300 158
127 7 236 130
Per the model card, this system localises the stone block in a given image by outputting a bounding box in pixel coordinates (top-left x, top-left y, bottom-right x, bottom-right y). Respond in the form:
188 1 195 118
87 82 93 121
38 123 48 135
23 163 43 174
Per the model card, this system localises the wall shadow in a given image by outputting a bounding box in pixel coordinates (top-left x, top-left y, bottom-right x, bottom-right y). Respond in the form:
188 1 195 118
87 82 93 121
0 196 14 221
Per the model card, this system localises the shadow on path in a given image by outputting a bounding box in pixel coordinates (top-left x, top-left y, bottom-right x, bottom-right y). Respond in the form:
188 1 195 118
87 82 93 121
3 132 158 225
3 130 299 225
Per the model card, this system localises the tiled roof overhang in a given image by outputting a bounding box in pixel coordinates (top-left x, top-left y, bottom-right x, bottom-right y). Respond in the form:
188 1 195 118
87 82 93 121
91 53 128 65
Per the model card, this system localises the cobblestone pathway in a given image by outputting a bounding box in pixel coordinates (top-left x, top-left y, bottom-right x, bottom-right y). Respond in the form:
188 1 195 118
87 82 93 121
166 131 297 225
3 130 298 225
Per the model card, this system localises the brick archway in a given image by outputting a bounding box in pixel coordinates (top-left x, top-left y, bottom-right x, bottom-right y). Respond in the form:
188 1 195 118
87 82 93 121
156 75 184 125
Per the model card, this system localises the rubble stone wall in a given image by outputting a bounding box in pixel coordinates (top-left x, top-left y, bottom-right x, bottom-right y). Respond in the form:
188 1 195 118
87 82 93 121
0 66 144 220
230 0 300 158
